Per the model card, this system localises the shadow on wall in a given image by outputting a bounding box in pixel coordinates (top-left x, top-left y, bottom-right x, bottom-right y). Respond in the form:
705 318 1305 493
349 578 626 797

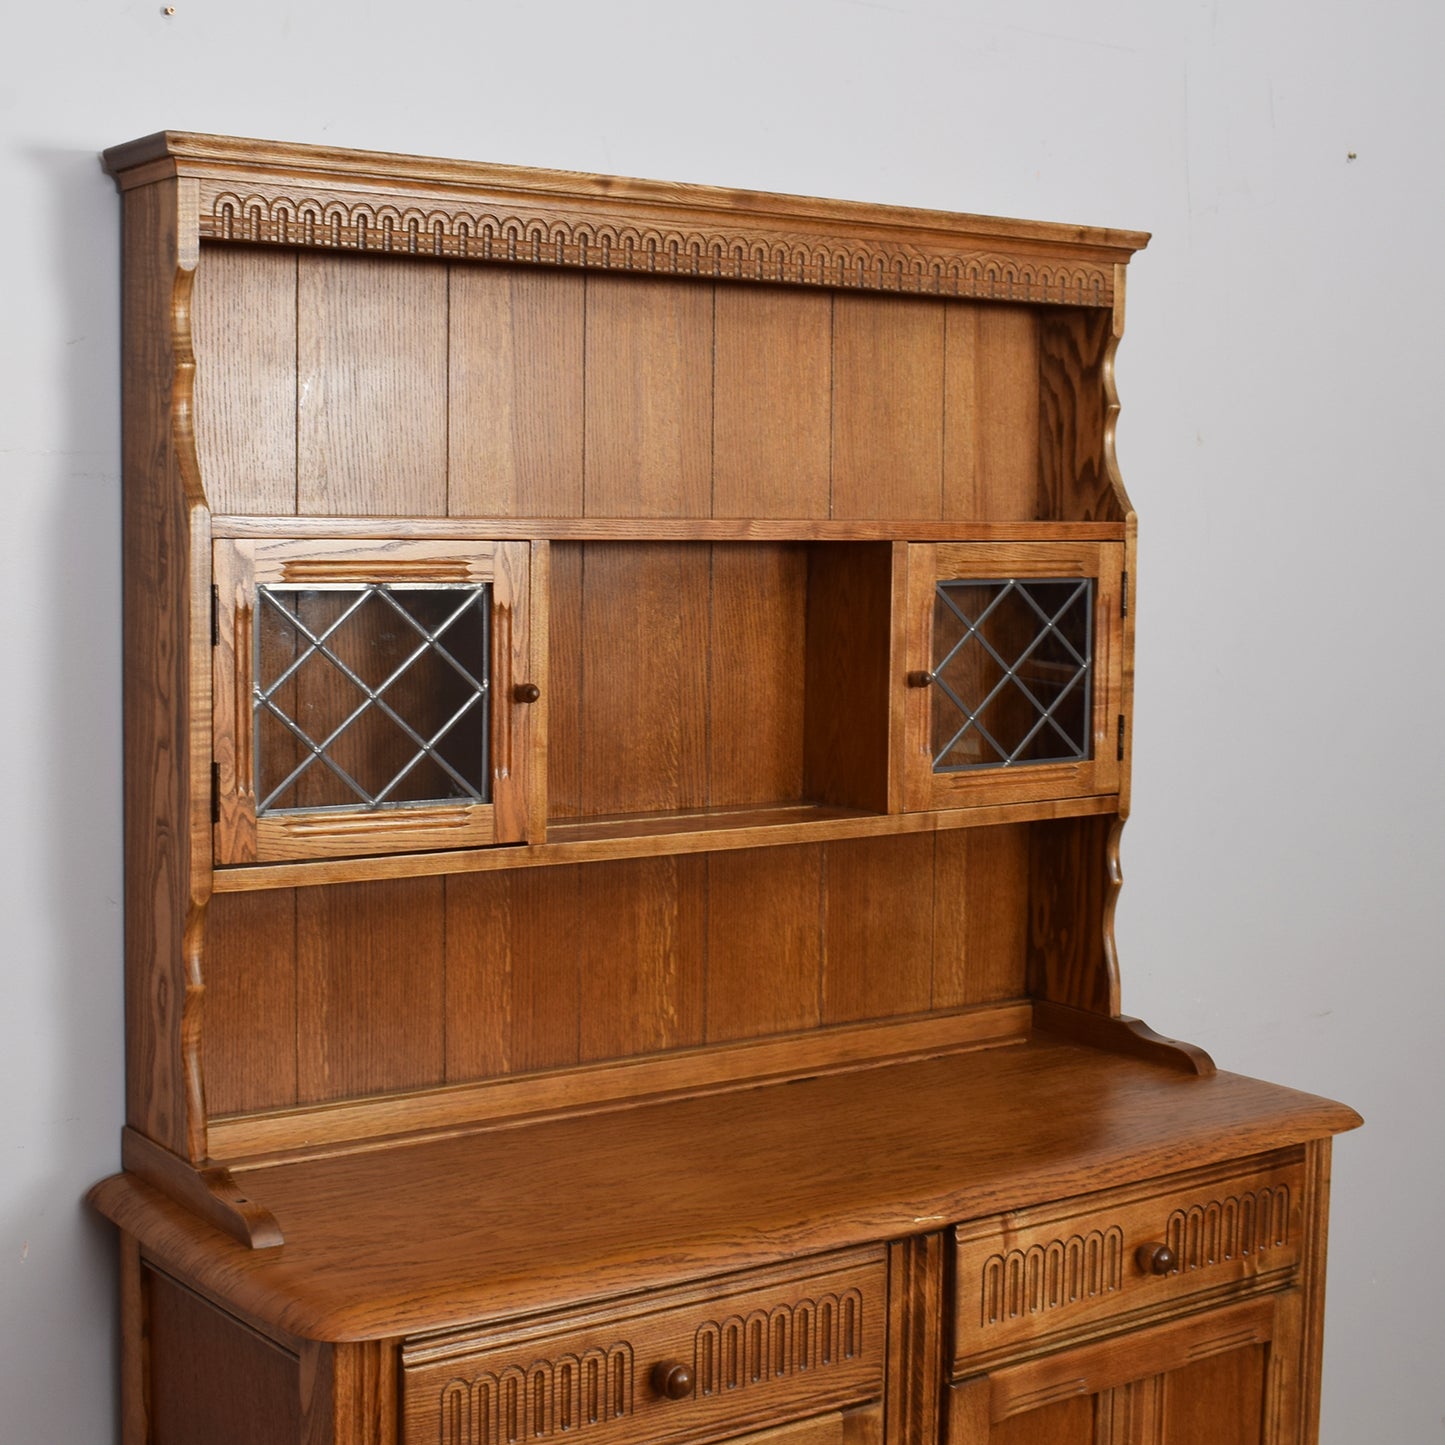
24 141 129 1433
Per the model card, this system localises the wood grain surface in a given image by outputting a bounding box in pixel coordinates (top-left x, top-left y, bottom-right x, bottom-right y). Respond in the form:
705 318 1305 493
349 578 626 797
713 287 832 518
296 880 446 1103
704 846 823 1043
943 304 1040 524
448 265 585 517
191 244 297 514
296 255 448 517
203 890 298 1115
584 275 712 518
146 1266 302 1443
92 1042 1359 1342
831 296 945 519
103 135 1357 1445
120 176 210 1161
709 543 808 807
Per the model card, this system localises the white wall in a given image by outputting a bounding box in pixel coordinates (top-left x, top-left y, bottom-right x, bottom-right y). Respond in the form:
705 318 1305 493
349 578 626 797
2 3 1439 1439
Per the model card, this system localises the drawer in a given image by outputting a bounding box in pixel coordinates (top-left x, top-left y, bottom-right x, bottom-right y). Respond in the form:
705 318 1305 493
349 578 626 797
402 1247 887 1445
951 1152 1305 1371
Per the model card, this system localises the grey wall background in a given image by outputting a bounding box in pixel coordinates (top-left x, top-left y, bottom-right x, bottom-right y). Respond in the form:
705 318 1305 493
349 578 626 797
2 2 1440 1438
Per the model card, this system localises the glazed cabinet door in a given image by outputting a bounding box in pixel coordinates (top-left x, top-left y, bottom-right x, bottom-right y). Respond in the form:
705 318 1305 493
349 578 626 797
945 1292 1302 1445
213 538 545 863
900 542 1125 811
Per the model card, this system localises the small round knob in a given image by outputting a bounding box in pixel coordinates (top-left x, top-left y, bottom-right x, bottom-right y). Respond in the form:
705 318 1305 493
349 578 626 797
1136 1242 1176 1276
650 1362 693 1400
906 670 934 689
512 682 541 704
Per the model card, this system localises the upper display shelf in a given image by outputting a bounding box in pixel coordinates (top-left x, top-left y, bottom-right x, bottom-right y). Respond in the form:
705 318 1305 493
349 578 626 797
102 131 1147 308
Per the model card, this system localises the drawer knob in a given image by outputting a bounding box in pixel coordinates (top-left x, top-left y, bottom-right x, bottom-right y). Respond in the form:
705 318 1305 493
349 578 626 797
650 1362 694 1400
513 682 541 704
1136 1242 1177 1276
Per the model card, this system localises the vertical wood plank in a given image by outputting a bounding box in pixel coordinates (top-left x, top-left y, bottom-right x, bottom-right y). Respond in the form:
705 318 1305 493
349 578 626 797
584 275 712 517
885 1234 946 1445
1039 308 1118 522
579 544 709 817
121 177 207 1160
944 304 1041 523
578 857 705 1061
296 879 445 1102
306 1339 399 1445
147 1270 303 1444
713 287 831 518
932 826 1030 1008
449 266 585 517
804 543 896 813
521 539 551 843
296 254 447 516
822 835 934 1023
444 869 583 1081
709 543 808 807
203 890 298 1114
1028 814 1115 1015
706 846 822 1042
505 867 584 1072
898 541 938 814
1158 1347 1266 1445
546 542 585 819
441 873 512 1080
1296 1140 1334 1445
120 1235 150 1445
192 245 297 514
832 295 944 519
1105 1377 1161 1445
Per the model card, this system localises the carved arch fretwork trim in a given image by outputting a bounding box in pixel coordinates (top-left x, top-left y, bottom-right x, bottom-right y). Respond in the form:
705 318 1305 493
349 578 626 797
198 183 1115 306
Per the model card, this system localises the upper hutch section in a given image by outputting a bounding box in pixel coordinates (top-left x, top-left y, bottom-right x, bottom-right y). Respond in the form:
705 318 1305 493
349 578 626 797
104 132 1148 531
104 131 1157 1199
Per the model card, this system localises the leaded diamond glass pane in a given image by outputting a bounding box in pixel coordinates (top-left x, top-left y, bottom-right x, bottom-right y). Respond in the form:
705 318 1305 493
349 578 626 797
254 584 491 815
930 577 1092 773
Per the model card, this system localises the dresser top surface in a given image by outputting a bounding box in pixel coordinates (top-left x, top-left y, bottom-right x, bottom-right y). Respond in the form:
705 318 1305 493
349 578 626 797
93 1036 1358 1343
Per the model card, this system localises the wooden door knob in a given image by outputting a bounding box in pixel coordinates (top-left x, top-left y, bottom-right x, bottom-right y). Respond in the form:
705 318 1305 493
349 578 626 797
907 670 934 688
512 682 541 704
650 1362 694 1400
1135 1242 1177 1276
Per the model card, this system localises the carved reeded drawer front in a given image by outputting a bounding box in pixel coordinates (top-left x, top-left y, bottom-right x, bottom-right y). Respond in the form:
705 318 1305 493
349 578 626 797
401 1248 886 1445
950 1153 1305 1371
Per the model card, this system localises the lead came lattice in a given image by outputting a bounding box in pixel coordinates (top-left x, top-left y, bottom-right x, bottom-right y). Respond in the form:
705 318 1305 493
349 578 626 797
253 583 492 815
930 577 1093 773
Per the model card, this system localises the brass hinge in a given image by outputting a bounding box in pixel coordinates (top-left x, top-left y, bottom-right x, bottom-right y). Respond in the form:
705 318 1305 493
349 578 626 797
211 585 220 647
1121 570 1129 617
1117 715 1126 761
211 762 220 824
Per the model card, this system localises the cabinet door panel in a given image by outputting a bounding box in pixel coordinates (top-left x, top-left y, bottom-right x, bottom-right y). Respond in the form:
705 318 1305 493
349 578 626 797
951 1292 1298 1445
1159 1347 1266 1445
901 542 1124 812
213 538 540 862
992 1396 1097 1445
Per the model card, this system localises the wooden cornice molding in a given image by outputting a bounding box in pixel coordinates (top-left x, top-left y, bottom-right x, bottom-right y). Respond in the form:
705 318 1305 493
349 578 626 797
102 132 1148 307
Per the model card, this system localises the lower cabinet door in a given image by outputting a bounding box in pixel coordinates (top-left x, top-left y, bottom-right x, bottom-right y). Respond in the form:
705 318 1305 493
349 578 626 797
946 1291 1302 1445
